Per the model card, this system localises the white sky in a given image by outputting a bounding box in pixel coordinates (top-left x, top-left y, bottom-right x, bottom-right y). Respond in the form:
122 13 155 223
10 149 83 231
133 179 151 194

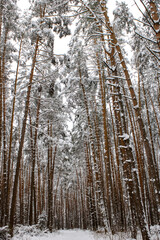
17 0 30 10
17 0 144 54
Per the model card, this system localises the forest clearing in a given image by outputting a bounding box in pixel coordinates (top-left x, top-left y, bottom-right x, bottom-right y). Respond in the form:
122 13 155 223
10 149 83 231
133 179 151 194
0 0 159 239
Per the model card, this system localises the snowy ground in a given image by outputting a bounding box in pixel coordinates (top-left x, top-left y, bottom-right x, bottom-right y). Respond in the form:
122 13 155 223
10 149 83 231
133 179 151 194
11 229 107 240
13 230 107 240
11 226 160 240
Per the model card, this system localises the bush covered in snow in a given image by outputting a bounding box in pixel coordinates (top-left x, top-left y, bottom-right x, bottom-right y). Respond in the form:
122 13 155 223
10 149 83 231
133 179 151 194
0 226 10 239
13 224 48 239
37 211 48 230
150 225 160 239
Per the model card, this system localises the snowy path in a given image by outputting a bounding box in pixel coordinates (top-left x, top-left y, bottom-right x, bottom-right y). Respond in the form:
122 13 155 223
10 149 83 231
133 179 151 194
12 229 108 240
11 228 160 240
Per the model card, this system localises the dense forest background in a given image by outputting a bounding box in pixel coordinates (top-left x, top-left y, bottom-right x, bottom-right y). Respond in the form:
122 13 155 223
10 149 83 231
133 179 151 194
0 0 159 239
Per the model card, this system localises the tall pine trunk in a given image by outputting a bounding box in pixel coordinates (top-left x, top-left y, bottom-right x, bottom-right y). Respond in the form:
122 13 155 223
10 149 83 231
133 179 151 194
9 37 39 236
7 38 23 223
29 94 41 225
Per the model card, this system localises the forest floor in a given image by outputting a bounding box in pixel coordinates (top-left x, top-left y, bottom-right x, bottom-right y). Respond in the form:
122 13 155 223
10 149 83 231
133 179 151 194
12 229 106 240
11 227 160 240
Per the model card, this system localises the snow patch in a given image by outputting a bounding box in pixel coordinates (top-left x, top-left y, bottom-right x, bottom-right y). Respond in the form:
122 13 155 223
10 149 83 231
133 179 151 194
119 133 129 141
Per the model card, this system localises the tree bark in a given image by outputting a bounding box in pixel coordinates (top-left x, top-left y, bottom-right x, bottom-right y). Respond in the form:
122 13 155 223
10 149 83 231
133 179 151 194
9 37 39 236
29 95 41 225
7 38 23 222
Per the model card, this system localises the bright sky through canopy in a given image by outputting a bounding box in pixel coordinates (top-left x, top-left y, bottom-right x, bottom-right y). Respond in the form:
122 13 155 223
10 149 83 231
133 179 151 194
17 0 144 54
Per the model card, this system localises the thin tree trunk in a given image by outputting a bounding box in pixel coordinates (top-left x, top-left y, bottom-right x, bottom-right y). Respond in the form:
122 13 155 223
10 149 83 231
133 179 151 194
37 157 42 216
9 37 39 236
85 142 98 231
50 145 57 230
0 3 3 158
79 67 109 230
29 94 41 225
94 46 114 230
1 29 8 226
7 38 23 222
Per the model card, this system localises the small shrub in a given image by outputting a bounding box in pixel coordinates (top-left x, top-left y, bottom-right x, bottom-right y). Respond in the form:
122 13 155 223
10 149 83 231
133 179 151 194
37 211 47 230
